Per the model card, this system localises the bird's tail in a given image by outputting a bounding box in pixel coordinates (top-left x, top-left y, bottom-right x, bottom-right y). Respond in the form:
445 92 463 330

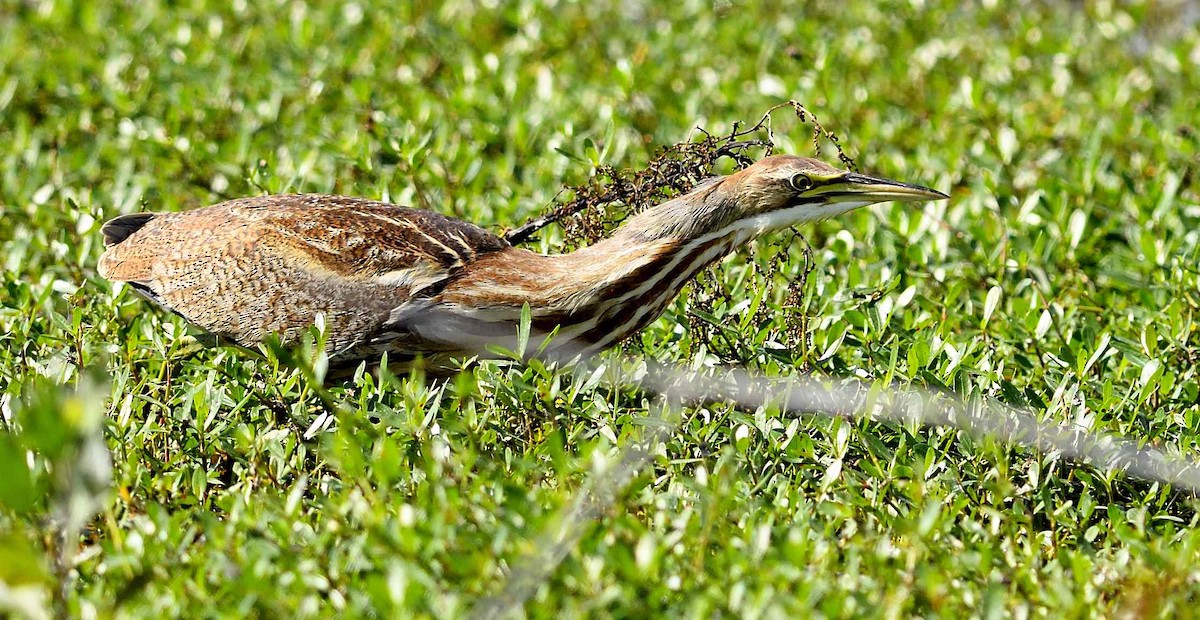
100 213 157 247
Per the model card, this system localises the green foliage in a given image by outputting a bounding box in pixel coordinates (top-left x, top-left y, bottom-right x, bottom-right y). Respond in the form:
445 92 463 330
2 0 1200 617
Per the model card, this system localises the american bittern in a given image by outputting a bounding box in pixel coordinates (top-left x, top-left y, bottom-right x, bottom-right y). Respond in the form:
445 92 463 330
98 155 946 374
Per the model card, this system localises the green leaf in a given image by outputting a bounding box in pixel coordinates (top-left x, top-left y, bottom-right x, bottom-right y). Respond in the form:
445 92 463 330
0 436 38 514
517 303 532 359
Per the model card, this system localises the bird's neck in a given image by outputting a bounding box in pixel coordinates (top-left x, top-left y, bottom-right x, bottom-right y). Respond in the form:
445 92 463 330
529 194 763 315
609 178 735 241
431 179 775 351
434 221 748 352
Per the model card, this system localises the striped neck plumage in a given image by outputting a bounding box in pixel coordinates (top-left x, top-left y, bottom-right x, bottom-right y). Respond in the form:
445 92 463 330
604 174 829 248
607 177 739 243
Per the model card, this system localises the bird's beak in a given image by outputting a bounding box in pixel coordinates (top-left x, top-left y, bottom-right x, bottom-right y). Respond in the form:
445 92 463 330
819 172 949 205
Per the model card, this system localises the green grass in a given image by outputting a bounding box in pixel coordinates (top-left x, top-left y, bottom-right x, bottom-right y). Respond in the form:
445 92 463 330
3 0 1200 617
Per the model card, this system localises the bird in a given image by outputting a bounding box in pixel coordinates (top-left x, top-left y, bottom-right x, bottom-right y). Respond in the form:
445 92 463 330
97 155 947 375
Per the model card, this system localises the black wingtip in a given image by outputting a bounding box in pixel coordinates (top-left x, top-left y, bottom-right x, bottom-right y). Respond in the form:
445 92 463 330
100 213 157 246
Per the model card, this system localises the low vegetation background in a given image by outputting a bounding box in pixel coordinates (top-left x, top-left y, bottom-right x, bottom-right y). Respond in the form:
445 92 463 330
2 1 1199 617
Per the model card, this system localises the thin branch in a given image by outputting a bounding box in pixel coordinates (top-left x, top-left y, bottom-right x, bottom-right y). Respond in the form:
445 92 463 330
504 100 858 247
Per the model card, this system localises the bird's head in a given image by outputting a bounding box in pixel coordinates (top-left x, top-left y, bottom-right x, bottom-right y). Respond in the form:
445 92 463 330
718 154 948 232
618 154 948 241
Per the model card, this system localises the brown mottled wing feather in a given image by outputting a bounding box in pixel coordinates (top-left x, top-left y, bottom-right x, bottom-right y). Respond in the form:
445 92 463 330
98 194 509 358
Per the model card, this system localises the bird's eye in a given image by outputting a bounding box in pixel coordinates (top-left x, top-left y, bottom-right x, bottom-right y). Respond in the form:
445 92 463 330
789 173 814 192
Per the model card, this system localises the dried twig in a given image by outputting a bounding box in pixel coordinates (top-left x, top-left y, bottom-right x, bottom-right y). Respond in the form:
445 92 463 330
503 100 857 246
504 101 859 362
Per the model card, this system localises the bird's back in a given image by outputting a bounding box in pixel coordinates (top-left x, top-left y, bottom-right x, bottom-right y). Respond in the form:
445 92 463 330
98 194 511 361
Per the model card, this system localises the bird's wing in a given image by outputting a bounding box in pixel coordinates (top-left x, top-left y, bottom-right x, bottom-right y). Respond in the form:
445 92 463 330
97 194 512 353
239 194 512 291
99 193 509 291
